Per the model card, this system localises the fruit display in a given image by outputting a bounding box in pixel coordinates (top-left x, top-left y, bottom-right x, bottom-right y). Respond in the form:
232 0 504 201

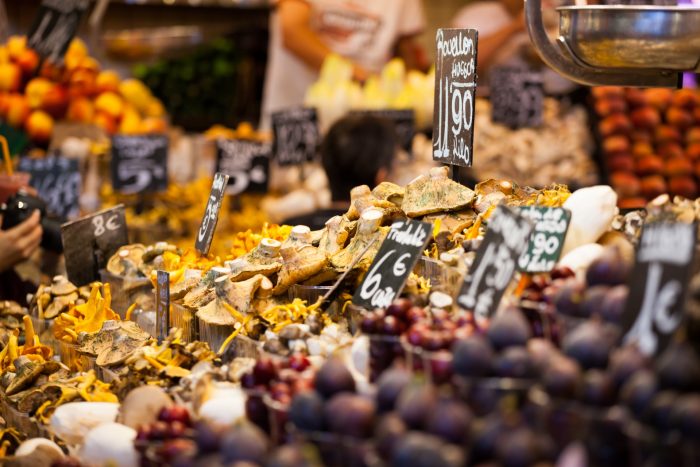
592 87 700 208
3 164 700 467
0 36 167 147
133 38 265 131
305 55 435 132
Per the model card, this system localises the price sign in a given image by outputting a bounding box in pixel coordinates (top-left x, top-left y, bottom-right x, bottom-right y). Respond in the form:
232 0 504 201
622 222 697 356
271 108 319 166
18 155 80 219
111 135 168 194
353 220 432 309
195 172 229 255
432 28 478 167
517 206 571 273
61 205 129 286
215 139 270 196
490 67 544 129
349 109 415 155
156 270 170 343
27 0 90 63
457 206 533 322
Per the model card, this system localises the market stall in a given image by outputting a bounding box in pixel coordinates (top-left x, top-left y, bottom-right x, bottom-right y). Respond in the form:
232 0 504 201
0 1 699 466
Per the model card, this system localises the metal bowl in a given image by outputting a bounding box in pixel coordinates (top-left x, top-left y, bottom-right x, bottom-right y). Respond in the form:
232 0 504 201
557 6 700 71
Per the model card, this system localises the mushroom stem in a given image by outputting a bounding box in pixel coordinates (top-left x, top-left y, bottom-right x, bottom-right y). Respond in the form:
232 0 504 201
23 315 35 349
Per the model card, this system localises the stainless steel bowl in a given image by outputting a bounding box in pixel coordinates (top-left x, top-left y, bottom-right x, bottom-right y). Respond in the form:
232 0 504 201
557 6 700 71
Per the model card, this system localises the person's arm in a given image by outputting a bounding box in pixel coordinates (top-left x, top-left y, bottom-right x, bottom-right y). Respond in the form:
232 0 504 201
0 211 42 272
476 10 525 70
279 0 368 80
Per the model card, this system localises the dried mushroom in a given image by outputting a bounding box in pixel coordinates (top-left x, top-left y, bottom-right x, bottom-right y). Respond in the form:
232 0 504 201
371 182 404 206
228 238 283 282
330 208 387 271
106 244 146 277
403 166 476 217
274 246 328 295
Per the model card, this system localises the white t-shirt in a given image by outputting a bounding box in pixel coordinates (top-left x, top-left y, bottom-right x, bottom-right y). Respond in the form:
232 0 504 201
261 0 426 126
453 2 575 95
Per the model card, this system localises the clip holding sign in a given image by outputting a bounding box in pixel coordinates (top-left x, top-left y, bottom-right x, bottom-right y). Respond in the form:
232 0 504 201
456 205 533 323
621 221 697 357
195 173 229 255
432 28 479 168
156 270 170 343
61 205 129 286
353 219 433 309
271 108 319 166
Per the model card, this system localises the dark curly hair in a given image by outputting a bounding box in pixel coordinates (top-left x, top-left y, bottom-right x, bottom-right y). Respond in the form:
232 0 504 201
321 114 397 202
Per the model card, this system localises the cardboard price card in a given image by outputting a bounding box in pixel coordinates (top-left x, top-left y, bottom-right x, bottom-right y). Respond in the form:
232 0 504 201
271 108 319 166
195 172 229 255
517 206 571 273
156 271 170 343
18 155 81 219
432 28 478 167
457 205 533 322
61 205 129 286
622 221 697 356
111 135 169 194
349 109 415 155
490 67 544 129
353 220 433 309
215 139 270 196
28 0 90 63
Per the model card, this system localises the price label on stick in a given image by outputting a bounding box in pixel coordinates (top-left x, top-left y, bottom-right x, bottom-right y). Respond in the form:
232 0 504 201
271 108 319 166
195 172 229 255
432 28 478 167
622 221 697 356
457 206 533 322
517 206 571 273
215 139 270 196
61 205 129 286
490 67 544 129
353 220 432 309
18 155 80 219
349 109 415 155
28 0 90 63
111 135 168 194
156 271 170 343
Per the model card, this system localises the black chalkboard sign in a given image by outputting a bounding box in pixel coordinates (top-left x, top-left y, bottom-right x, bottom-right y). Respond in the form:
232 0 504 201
490 67 544 129
517 206 571 273
349 109 415 155
156 270 170 343
111 135 168 194
215 139 270 196
27 0 90 63
622 221 697 356
61 205 129 286
18 155 80 219
271 108 319 166
353 220 432 309
457 205 533 322
195 172 229 255
433 28 478 167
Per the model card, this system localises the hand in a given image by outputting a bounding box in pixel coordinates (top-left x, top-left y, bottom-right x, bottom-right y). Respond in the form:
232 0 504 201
0 211 43 272
352 64 370 83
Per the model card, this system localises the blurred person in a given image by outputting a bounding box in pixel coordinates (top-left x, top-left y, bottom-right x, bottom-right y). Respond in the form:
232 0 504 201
0 210 43 303
453 0 576 95
262 0 428 125
283 114 396 229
